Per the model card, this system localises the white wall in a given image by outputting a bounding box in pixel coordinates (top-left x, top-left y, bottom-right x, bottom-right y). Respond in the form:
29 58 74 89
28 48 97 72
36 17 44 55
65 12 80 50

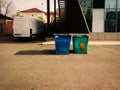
92 9 104 32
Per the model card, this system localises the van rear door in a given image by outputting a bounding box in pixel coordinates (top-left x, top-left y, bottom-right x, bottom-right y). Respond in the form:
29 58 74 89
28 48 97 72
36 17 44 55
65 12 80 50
13 18 31 37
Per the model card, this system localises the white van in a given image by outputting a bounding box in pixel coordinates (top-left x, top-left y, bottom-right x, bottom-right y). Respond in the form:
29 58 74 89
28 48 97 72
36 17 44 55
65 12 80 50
13 16 45 38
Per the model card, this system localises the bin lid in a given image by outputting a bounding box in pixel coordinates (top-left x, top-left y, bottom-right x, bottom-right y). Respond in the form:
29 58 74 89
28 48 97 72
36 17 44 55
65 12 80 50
73 35 88 38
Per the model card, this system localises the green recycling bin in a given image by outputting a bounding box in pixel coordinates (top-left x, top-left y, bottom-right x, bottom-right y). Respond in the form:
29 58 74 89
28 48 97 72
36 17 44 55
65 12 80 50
73 35 89 54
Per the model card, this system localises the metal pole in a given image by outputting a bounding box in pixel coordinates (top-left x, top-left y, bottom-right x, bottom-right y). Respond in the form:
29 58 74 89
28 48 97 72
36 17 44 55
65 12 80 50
47 0 50 37
58 0 61 18
54 0 56 32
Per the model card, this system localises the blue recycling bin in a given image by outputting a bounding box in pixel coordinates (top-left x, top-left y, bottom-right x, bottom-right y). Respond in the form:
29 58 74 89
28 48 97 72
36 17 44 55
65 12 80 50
55 35 71 54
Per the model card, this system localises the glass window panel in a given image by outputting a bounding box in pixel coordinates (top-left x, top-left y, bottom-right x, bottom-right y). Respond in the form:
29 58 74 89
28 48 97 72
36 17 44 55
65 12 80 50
105 9 116 22
79 0 93 8
79 0 93 32
117 0 120 8
84 8 92 32
105 9 117 32
93 0 105 8
105 0 116 8
117 9 120 32
82 8 93 32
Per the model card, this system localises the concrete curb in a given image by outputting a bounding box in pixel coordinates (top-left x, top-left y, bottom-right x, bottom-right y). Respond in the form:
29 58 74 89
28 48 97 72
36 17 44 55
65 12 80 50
41 41 120 45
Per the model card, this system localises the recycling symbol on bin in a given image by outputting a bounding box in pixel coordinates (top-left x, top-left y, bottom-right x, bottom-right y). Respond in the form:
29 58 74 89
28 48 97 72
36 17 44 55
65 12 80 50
79 42 86 50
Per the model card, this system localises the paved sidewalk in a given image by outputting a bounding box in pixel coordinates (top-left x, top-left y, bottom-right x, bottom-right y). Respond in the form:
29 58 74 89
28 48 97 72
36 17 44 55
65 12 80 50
0 41 120 90
41 40 120 45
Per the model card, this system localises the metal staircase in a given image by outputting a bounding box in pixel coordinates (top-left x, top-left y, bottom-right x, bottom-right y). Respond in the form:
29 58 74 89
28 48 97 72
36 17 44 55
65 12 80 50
58 0 66 18
55 0 89 33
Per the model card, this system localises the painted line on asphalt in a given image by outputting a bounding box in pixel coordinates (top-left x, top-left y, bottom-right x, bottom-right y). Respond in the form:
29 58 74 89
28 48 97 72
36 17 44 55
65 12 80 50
89 41 120 45
97 45 120 55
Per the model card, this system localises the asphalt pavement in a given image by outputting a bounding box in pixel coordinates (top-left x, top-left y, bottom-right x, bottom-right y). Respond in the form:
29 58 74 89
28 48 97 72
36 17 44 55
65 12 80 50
0 37 120 90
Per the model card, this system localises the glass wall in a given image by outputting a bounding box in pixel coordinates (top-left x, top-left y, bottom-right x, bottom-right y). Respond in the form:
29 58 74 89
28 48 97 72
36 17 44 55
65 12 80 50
105 0 120 32
93 0 105 8
117 4 120 32
79 0 93 32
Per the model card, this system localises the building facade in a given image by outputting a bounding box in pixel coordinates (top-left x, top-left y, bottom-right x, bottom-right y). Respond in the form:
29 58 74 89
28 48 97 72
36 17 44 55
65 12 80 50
79 0 120 40
0 14 13 36
20 8 47 23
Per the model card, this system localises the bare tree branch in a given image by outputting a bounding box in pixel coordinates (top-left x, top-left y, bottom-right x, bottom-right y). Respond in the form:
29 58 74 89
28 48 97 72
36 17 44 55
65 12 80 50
4 0 14 16
0 0 6 13
0 0 15 16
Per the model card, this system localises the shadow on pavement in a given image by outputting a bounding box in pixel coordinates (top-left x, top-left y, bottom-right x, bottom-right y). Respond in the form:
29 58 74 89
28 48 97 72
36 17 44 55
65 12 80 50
0 36 46 44
15 49 74 55
15 49 56 55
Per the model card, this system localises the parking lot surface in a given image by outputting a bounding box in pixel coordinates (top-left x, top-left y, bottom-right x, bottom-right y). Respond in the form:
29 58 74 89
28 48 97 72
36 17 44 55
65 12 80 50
0 38 120 90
